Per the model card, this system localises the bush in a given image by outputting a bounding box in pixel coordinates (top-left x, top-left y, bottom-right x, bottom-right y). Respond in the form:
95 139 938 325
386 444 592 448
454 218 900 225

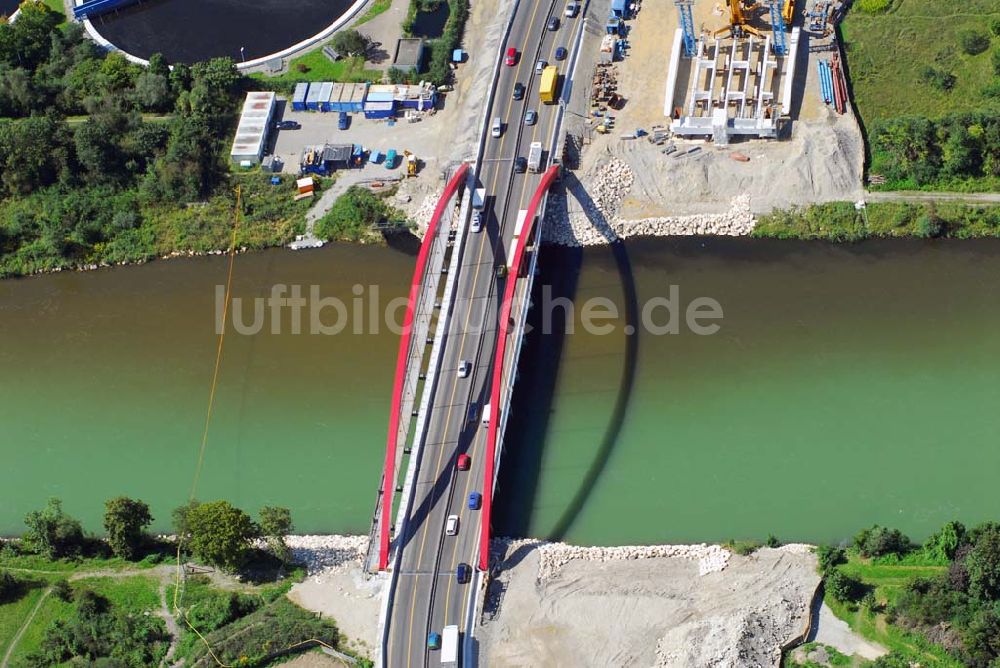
765 534 781 548
923 521 967 562
725 539 762 556
52 579 73 602
919 66 956 92
959 29 991 56
993 48 1000 77
992 18 1000 38
315 186 403 241
965 526 1000 603
854 525 911 558
0 570 20 602
826 570 864 603
816 545 847 573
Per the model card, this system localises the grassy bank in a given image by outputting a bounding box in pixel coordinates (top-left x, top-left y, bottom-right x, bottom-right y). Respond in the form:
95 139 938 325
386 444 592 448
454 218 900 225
752 200 1000 241
0 172 319 278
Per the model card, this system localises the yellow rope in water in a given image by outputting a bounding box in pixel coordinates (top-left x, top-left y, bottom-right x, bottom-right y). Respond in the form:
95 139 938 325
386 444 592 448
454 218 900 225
170 187 341 668
172 186 242 667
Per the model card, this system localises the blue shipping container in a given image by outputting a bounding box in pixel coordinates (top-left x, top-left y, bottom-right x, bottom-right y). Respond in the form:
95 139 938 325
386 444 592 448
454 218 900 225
318 82 335 112
306 85 324 111
292 83 309 111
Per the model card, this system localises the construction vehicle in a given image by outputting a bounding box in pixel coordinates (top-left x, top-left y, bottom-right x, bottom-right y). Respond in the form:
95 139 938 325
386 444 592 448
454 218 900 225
713 0 765 39
782 0 796 24
404 150 418 176
527 141 544 172
539 65 559 104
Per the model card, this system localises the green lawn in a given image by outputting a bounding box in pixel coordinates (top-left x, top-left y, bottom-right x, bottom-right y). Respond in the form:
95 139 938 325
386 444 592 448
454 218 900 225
0 579 49 659
825 554 961 667
353 0 393 26
251 54 381 89
4 587 74 667
74 575 162 610
841 0 1000 124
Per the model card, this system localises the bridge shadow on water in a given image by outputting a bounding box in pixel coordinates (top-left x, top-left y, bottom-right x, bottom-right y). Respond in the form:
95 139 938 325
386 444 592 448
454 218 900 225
494 173 640 542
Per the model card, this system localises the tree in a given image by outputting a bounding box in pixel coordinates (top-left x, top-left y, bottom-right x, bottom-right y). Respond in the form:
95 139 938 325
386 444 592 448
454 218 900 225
330 29 370 58
171 499 201 542
962 607 1000 667
132 71 170 113
259 506 293 563
23 498 84 559
966 526 1000 602
854 525 911 558
102 497 152 560
186 501 258 572
0 116 70 195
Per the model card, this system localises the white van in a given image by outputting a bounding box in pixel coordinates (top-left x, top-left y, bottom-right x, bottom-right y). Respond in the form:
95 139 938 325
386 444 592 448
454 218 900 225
481 403 491 426
446 514 459 536
491 117 502 138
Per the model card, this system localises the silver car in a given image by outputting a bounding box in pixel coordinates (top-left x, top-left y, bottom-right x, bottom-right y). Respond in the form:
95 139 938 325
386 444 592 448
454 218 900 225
458 360 471 378
471 211 483 232
524 110 538 126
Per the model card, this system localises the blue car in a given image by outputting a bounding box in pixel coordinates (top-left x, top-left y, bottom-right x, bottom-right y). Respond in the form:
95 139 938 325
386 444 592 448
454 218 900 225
468 492 482 510
338 111 350 130
427 632 441 650
456 563 470 583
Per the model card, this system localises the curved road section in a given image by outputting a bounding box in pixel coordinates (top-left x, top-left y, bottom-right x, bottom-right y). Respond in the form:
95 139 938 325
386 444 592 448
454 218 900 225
382 0 583 665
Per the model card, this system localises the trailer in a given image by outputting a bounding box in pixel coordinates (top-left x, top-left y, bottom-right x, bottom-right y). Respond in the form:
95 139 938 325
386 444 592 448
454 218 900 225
440 625 459 665
527 141 544 173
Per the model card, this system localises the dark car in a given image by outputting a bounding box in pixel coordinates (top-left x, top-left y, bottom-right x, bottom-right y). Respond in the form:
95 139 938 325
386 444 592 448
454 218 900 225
555 46 567 61
275 120 300 130
496 264 508 279
514 156 527 173
338 112 350 130
547 16 560 31
512 82 525 100
456 563 470 583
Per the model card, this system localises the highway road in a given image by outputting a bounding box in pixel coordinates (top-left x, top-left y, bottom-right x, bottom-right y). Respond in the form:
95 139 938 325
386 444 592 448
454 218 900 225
383 0 582 665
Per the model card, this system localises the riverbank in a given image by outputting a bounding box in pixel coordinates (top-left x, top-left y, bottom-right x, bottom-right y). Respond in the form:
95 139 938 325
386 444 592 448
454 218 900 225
542 156 1000 245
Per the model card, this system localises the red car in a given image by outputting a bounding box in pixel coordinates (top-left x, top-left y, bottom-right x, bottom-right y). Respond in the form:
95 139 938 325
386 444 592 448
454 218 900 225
457 454 471 471
505 47 518 66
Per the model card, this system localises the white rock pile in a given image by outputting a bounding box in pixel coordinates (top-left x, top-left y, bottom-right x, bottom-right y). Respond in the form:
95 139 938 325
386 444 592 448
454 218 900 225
543 159 757 246
495 538 731 582
285 534 369 579
412 191 442 235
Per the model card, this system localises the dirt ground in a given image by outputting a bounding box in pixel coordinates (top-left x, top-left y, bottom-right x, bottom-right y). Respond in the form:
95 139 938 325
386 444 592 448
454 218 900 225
287 566 384 660
478 542 822 668
573 0 865 217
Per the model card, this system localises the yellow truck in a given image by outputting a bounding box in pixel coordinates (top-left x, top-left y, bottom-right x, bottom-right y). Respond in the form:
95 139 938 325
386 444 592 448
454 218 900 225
539 65 559 104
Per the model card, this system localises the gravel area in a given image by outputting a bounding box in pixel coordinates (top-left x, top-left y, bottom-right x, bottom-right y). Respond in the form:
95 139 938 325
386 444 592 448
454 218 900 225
479 541 821 668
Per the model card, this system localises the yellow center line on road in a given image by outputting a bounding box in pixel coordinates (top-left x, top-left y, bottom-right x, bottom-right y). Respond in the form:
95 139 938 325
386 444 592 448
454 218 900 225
444 15 569 630
398 3 545 662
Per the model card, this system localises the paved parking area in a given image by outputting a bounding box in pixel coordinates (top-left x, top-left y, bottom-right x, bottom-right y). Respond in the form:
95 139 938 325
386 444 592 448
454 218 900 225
268 98 450 179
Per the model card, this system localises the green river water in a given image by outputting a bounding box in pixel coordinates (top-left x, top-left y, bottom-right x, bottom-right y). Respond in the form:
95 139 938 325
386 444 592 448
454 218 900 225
2 238 999 544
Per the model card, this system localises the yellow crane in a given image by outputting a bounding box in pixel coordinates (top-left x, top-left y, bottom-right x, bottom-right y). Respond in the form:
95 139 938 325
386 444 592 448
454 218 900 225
713 0 766 39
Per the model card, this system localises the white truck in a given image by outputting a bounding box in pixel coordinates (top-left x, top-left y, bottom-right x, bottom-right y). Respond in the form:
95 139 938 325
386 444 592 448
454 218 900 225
441 625 460 665
472 187 486 210
527 141 544 173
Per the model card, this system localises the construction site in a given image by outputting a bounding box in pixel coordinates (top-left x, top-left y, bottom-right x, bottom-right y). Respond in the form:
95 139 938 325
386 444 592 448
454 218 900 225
553 0 864 241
